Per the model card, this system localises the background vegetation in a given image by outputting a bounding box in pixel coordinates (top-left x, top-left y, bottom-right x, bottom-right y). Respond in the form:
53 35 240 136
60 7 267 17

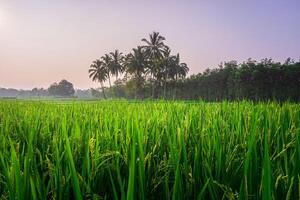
175 58 300 101
48 80 75 97
88 32 300 102
1 32 299 102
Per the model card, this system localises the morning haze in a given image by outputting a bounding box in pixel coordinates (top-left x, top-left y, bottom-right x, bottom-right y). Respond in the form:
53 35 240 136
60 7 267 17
0 0 299 89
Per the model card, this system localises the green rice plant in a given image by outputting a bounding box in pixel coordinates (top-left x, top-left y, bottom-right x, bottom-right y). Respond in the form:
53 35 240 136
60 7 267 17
0 100 299 199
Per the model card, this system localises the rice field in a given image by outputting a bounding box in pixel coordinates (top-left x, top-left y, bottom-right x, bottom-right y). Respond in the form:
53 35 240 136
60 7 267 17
0 100 299 199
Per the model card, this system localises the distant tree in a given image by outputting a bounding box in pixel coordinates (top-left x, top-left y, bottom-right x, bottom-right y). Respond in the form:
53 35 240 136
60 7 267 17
88 59 108 99
142 31 167 60
31 87 48 96
124 46 148 98
112 79 126 98
48 79 75 96
101 54 113 88
109 50 124 80
48 83 59 96
108 50 124 96
156 47 172 98
75 89 93 98
90 88 102 98
142 31 168 97
58 80 75 96
174 54 189 80
169 53 188 98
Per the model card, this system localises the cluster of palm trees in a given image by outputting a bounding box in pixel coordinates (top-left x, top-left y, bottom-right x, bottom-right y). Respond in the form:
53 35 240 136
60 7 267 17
88 32 189 99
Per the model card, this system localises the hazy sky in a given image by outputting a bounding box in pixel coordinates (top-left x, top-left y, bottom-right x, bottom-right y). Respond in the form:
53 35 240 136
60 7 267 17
0 0 299 89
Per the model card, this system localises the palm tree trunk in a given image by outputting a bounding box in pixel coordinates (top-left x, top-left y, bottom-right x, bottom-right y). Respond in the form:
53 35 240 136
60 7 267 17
114 75 118 98
135 88 138 99
151 74 155 99
173 76 178 99
108 75 112 88
163 79 167 99
158 79 163 99
101 82 106 99
173 83 177 99
108 75 112 98
136 74 142 99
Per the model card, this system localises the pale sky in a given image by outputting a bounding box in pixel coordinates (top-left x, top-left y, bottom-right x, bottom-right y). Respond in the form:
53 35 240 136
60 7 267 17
0 0 299 89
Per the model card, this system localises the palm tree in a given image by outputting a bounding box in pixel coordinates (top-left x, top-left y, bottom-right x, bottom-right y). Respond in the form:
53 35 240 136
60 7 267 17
88 59 108 99
109 50 124 80
141 31 167 60
172 54 188 98
158 47 173 98
174 54 189 79
124 46 148 98
109 50 124 97
101 54 113 88
142 32 168 98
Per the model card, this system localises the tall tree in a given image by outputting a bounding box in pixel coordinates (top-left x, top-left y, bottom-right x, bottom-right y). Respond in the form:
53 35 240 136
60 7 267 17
158 47 173 98
101 54 113 88
88 59 108 99
48 79 75 97
142 32 168 97
109 50 124 97
174 54 189 80
168 53 188 98
124 47 148 98
109 50 124 80
141 31 167 60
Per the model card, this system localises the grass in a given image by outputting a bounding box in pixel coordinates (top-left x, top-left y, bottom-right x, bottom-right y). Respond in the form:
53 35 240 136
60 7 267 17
0 100 299 199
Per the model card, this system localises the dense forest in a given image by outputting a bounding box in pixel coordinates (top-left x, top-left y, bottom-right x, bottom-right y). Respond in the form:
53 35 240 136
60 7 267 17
89 32 300 102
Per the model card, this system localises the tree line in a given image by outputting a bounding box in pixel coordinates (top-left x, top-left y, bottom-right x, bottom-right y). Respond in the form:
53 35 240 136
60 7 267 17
0 80 76 98
176 58 300 102
89 32 300 102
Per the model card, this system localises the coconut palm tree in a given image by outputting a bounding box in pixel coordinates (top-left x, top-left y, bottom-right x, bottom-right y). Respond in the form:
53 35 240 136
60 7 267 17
141 31 167 59
142 32 168 97
172 54 188 98
158 47 173 98
124 46 148 98
109 50 124 80
108 50 124 97
88 59 108 99
174 54 189 79
101 54 113 88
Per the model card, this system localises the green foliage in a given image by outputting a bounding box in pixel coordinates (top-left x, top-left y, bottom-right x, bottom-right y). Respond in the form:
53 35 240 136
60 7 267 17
0 100 299 199
87 32 299 102
48 79 75 97
88 32 189 99
176 59 300 102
